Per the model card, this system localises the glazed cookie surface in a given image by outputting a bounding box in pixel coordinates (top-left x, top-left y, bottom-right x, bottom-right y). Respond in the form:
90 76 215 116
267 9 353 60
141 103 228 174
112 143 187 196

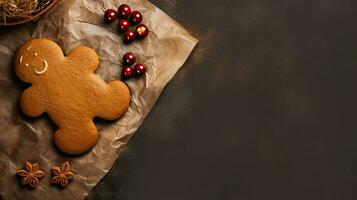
15 38 131 155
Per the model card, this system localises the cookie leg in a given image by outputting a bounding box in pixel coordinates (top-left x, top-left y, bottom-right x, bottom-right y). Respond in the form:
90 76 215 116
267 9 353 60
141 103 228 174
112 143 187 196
54 121 99 155
96 80 131 120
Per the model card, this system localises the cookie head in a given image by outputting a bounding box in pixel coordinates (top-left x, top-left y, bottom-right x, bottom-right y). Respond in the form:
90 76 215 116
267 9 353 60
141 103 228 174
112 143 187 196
15 39 64 83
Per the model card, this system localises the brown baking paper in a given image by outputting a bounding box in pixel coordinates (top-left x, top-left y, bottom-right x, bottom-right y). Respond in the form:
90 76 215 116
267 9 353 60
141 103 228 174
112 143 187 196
0 0 197 199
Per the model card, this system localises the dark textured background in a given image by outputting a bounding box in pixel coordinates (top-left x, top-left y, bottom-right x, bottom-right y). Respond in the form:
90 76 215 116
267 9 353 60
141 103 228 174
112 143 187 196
88 0 357 199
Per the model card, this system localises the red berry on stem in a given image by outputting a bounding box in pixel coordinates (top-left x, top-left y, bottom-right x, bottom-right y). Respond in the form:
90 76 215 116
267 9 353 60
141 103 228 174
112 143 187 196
123 52 136 65
118 4 131 19
124 30 135 43
134 63 147 76
122 66 133 79
118 19 130 33
135 24 149 39
104 9 117 23
130 11 142 24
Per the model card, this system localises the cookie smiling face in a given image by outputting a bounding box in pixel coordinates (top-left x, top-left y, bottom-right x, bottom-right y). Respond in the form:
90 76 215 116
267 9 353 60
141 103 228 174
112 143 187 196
19 46 48 75
15 39 64 83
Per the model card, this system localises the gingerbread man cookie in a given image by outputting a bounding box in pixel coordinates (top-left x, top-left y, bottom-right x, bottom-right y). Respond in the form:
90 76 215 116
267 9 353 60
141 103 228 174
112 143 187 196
15 38 131 155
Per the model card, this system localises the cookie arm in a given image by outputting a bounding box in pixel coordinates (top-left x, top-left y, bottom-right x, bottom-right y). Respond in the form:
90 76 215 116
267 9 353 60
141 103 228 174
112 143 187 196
67 46 100 71
20 87 46 117
95 80 131 120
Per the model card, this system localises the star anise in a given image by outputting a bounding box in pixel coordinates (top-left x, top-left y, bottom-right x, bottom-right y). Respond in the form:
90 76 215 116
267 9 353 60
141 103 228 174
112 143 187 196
17 161 45 188
51 161 74 187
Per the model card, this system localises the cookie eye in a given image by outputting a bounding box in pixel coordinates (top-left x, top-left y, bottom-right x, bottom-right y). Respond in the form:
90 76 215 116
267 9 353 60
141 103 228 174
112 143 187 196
34 53 38 57
25 63 29 67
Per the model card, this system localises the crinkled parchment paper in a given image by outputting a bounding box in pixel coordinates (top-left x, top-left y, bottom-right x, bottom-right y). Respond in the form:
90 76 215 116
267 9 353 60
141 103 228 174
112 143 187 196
0 0 197 199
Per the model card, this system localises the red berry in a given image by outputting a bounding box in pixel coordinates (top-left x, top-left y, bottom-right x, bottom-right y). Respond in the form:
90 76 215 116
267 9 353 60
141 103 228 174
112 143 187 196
123 52 136 65
135 24 149 39
122 66 133 79
134 63 146 76
124 30 135 43
118 19 130 33
104 9 117 23
118 4 131 19
130 11 142 24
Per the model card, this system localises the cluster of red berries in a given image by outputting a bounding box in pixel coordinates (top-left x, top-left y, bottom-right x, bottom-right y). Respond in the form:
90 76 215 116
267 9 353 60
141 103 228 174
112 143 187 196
121 52 147 79
104 4 149 43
